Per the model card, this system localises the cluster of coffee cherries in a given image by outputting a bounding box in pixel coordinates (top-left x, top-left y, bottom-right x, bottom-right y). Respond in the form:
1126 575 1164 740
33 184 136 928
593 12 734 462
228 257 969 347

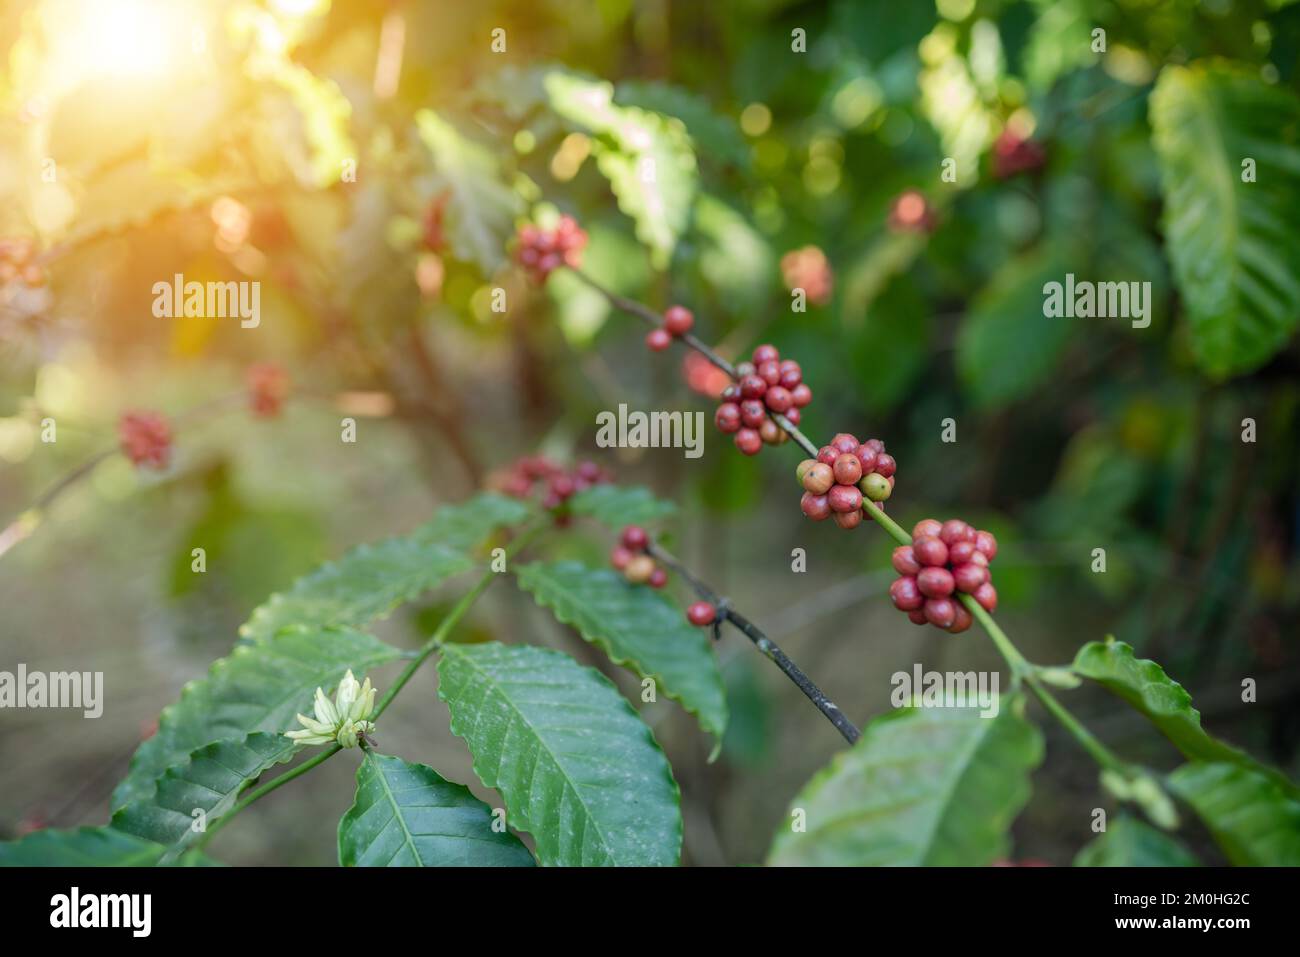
889 519 999 633
797 433 896 530
608 525 669 589
713 344 812 456
247 362 291 418
118 411 173 470
514 216 587 284
491 455 612 511
0 237 45 289
645 305 694 352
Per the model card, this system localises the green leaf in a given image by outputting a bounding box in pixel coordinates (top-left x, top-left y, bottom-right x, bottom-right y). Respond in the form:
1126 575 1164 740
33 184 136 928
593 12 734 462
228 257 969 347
567 484 676 528
111 732 298 860
416 110 524 273
410 492 535 553
767 702 1043 866
0 827 169 866
515 561 727 742
545 71 698 268
438 642 681 866
338 752 535 867
1168 762 1300 866
692 193 775 313
956 245 1076 409
1074 815 1200 866
112 626 400 810
615 81 749 168
1072 639 1299 798
1151 63 1300 378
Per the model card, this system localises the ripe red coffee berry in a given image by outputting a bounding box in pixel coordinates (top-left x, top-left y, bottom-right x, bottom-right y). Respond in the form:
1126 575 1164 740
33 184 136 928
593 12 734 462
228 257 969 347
832 453 862 485
948 602 973 634
917 566 955 599
889 576 924 611
862 473 891 502
816 445 839 466
783 407 801 426
863 438 885 454
118 412 172 469
740 399 767 429
968 551 989 568
874 453 897 478
752 344 780 365
739 375 768 399
923 597 958 629
952 563 988 593
778 359 801 379
646 328 672 352
663 305 694 336
715 403 742 433
948 540 976 564
620 525 648 551
831 432 859 454
973 582 998 612
800 492 831 521
790 384 813 407
827 483 862 513
912 536 949 567
735 428 762 456
854 445 878 473
550 474 576 499
687 601 717 627
764 385 793 413
802 462 834 495
833 508 863 530
721 384 741 402
609 546 632 570
735 361 756 378
757 361 781 386
624 555 656 585
892 546 922 576
907 608 929 625
649 567 668 589
913 519 943 540
940 519 975 546
974 530 998 559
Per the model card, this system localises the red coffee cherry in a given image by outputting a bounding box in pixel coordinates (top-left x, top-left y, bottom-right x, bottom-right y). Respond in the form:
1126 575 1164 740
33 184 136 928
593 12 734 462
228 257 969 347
833 508 863 530
907 609 929 625
758 418 784 445
912 536 949 567
832 453 862 486
757 360 782 386
973 582 998 612
609 546 632 571
874 453 897 478
118 411 173 470
620 525 649 551
892 546 922 576
663 305 694 336
827 483 862 513
734 361 756 378
790 384 813 407
913 518 943 540
735 428 763 456
740 399 768 429
948 540 977 564
917 566 956 599
952 563 988 593
649 567 668 589
974 530 998 559
739 374 768 399
940 519 975 546
800 492 831 521
830 432 859 454
801 463 834 495
923 597 957 629
752 344 780 365
816 445 840 466
646 328 672 352
687 601 717 627
948 601 973 634
715 403 742 433
783 407 801 426
889 576 924 611
764 386 793 413
854 446 878 473
862 438 885 454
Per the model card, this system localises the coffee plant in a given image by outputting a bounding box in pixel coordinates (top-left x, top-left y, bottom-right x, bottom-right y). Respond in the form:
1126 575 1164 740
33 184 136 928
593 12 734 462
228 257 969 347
1 1 1298 869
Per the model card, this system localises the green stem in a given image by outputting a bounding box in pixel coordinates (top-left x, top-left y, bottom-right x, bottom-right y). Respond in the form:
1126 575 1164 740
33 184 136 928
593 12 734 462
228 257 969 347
195 517 547 850
1024 676 1130 774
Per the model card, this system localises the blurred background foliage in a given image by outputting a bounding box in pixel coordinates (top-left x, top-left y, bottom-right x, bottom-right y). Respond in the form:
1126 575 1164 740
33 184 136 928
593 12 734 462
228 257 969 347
1 0 1298 865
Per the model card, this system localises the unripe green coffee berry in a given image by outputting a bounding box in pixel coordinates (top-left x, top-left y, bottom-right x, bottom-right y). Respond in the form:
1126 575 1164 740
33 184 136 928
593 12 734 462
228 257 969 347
862 472 891 502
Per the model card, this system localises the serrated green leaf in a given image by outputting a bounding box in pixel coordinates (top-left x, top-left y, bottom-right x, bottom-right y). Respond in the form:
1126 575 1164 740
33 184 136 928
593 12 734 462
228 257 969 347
545 71 697 268
1168 762 1300 866
956 245 1075 409
768 703 1043 866
0 827 169 866
338 752 535 867
438 642 681 866
515 561 726 742
416 111 523 273
567 484 675 528
111 732 298 860
1074 815 1200 866
1151 63 1300 378
410 492 535 553
112 626 400 810
1072 639 1298 798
